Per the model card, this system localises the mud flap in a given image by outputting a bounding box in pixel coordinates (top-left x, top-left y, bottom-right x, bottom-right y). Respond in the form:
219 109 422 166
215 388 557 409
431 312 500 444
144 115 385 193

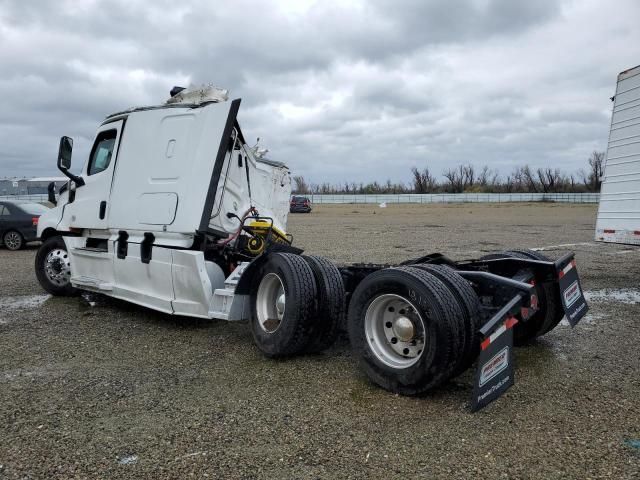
471 317 517 412
557 260 588 327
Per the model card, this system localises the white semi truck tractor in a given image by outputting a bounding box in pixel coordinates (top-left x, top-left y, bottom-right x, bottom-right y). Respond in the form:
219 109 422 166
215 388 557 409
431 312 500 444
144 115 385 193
36 86 589 410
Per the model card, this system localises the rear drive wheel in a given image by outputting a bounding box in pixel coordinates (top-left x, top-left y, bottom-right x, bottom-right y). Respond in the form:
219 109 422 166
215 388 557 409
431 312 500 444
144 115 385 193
301 255 345 353
506 249 564 336
35 235 77 296
481 250 556 344
411 264 481 375
250 252 317 358
3 230 23 250
347 267 464 395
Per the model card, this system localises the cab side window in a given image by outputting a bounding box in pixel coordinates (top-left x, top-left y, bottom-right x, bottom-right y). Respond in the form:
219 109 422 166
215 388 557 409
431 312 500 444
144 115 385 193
0 206 8 216
87 129 117 176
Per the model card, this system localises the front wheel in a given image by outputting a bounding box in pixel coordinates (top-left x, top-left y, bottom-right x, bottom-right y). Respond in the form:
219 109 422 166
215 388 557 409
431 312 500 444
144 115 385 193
3 230 23 250
35 236 78 296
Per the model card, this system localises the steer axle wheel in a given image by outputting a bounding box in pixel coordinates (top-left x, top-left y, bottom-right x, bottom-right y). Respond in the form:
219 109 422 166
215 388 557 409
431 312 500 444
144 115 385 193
35 235 78 296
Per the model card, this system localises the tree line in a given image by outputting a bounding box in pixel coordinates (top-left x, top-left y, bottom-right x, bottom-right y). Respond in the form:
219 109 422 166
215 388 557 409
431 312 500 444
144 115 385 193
292 151 605 195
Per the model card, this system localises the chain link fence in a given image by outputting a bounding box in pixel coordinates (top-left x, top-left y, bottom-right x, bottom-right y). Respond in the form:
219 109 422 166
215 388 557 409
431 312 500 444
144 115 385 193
0 192 600 205
308 193 600 204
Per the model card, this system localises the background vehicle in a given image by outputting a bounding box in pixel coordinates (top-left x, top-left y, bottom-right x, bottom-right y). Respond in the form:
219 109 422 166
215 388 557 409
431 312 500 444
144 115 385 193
595 64 640 245
0 201 48 250
35 85 588 410
290 195 312 213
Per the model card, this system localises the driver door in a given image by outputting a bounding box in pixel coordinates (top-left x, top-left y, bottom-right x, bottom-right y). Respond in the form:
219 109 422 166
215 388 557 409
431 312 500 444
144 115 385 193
65 121 123 230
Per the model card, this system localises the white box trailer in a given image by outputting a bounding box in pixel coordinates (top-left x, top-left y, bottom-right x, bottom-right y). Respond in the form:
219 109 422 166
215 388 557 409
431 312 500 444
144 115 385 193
595 65 640 245
34 85 589 411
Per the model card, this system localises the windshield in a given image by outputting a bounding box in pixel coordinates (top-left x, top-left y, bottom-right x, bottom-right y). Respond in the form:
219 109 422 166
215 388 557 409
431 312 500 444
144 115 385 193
16 203 49 215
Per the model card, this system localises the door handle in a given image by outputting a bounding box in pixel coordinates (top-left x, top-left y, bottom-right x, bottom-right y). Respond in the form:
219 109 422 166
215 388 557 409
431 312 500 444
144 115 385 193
99 201 107 219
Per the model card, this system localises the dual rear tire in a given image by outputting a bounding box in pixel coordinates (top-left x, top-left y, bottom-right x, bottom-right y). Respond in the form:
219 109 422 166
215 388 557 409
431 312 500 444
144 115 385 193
249 253 345 358
347 266 479 395
250 253 480 395
480 249 564 344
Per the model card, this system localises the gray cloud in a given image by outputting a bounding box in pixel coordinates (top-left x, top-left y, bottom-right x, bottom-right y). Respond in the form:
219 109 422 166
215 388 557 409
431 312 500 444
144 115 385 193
0 0 639 184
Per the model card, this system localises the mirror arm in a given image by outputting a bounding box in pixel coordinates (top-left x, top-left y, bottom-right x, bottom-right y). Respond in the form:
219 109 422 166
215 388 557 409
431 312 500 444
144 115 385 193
58 166 85 187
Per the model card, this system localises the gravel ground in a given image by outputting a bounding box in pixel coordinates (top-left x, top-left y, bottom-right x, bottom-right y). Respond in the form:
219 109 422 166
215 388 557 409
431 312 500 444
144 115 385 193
1 203 639 479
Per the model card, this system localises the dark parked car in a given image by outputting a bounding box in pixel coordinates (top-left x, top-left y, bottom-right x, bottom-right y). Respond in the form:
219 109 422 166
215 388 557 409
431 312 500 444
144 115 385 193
290 195 312 213
0 201 49 250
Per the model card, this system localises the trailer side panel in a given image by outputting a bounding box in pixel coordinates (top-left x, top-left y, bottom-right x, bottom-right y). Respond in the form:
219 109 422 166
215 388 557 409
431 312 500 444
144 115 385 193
596 65 640 245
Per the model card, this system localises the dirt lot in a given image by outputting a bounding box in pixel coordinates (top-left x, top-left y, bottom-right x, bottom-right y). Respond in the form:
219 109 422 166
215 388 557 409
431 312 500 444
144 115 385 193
1 203 639 479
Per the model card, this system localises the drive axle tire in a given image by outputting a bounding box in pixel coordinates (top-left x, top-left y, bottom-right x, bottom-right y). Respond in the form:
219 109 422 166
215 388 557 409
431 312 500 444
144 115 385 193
506 249 564 336
481 250 560 344
250 252 318 358
347 266 464 396
35 235 78 296
302 255 345 353
411 264 481 375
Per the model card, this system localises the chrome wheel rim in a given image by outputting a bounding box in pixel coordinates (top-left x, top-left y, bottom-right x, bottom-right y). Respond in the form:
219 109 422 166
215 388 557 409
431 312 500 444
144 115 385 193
364 294 426 369
256 273 286 333
44 248 71 287
4 232 22 250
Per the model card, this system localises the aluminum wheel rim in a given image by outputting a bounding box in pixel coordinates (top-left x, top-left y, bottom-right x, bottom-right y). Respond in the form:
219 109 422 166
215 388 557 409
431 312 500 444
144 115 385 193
44 248 71 287
4 232 21 250
364 294 426 369
256 273 286 333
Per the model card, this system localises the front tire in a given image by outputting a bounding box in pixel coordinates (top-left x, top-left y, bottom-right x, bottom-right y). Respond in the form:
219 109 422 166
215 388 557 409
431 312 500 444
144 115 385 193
3 230 23 250
35 236 77 296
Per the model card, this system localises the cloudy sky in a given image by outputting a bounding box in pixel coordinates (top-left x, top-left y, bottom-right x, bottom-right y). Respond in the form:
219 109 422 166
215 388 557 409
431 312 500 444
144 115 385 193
1 0 639 185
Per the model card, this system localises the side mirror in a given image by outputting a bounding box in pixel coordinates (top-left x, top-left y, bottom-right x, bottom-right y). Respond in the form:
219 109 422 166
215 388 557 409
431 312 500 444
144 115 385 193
57 136 73 170
56 136 84 187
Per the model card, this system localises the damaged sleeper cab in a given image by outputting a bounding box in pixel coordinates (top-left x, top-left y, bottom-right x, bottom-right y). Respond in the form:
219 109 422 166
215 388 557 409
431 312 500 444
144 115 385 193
35 86 589 411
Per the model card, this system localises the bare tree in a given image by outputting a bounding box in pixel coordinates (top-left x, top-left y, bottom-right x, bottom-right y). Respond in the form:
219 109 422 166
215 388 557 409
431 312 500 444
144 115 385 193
293 176 309 194
461 164 475 189
588 151 605 191
521 165 539 192
411 167 436 193
299 157 602 195
477 165 490 187
539 168 571 193
443 168 463 193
